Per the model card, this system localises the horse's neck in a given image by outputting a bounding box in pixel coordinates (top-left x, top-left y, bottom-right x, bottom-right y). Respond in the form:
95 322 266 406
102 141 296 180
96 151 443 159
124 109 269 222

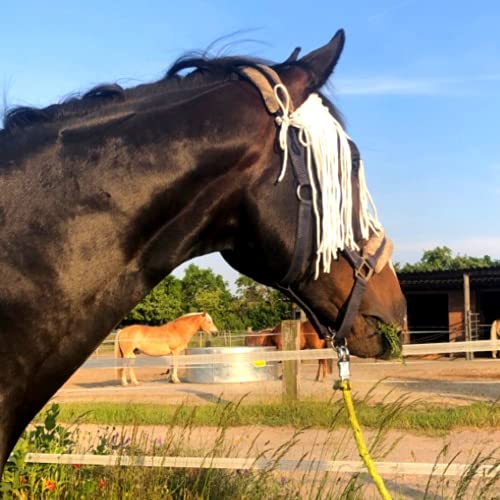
171 316 202 339
0 85 262 365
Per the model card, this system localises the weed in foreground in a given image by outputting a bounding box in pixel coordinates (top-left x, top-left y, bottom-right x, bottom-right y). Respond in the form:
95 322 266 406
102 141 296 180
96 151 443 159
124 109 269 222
2 399 499 499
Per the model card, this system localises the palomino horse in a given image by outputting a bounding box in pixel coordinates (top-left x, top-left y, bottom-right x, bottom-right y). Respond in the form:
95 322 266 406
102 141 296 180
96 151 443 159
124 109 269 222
245 322 332 381
115 312 218 385
491 319 500 359
0 30 407 473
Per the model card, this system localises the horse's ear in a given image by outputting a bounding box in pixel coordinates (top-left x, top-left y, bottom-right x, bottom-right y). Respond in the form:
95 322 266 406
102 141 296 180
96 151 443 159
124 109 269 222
298 29 345 90
283 47 301 64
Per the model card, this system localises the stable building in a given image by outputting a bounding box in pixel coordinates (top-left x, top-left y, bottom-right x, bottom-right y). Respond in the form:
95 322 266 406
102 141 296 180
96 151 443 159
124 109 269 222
397 266 500 345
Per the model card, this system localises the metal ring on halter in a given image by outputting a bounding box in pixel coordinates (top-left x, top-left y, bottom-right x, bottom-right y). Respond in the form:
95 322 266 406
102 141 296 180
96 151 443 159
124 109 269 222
296 184 312 202
325 326 336 348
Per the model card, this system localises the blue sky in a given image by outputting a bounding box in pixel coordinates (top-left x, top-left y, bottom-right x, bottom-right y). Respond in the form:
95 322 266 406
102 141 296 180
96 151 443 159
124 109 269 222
2 1 499 286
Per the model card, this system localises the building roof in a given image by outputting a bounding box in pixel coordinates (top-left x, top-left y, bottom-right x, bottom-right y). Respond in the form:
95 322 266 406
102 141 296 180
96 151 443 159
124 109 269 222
397 266 500 291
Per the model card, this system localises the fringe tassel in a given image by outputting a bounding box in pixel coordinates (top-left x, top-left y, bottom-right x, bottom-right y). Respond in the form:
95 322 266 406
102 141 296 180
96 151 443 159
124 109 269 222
274 85 382 279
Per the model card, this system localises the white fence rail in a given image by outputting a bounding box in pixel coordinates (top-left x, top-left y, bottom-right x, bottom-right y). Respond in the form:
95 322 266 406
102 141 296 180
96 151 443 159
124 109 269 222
14 453 498 477
84 340 500 369
403 339 498 356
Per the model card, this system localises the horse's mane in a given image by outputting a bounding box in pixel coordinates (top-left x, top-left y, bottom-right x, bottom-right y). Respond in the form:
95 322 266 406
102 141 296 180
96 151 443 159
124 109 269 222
2 52 343 134
178 312 205 317
3 84 126 134
176 311 211 320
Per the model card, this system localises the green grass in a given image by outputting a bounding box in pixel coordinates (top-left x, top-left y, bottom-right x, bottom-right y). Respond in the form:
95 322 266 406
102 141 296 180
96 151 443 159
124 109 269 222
41 399 499 433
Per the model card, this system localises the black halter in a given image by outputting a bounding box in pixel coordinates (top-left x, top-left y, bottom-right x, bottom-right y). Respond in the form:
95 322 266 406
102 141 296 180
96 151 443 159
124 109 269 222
275 126 389 346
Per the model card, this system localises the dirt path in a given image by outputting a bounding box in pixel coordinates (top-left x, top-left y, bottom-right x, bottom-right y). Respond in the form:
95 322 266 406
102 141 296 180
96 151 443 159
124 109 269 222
69 424 500 499
74 424 499 465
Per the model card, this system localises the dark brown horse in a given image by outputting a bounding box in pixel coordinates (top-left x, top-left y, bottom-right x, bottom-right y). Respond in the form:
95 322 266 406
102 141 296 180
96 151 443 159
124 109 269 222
0 30 406 473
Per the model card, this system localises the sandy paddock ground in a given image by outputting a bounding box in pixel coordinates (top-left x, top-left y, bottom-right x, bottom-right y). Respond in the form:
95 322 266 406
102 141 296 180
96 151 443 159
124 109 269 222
56 356 500 405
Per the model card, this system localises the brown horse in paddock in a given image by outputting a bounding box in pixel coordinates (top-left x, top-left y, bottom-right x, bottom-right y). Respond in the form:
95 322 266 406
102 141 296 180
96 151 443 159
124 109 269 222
0 30 407 474
244 328 275 347
115 312 218 385
245 322 333 381
272 321 333 382
491 319 500 359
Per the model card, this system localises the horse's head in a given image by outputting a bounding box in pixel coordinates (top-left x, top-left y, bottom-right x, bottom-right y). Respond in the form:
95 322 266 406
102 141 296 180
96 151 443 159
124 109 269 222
199 312 218 335
290 257 406 358
221 30 406 358
244 328 271 347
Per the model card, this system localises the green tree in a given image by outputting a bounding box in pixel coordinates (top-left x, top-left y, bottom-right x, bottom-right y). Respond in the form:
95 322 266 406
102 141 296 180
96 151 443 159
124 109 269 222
397 246 500 273
121 265 293 331
180 264 238 330
123 275 183 325
234 275 291 330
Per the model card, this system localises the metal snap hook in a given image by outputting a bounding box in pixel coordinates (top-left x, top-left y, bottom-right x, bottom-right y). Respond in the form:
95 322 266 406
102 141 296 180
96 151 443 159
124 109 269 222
336 345 351 381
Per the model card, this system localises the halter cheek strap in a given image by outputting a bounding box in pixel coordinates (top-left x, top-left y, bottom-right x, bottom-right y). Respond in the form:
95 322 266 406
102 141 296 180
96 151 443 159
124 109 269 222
278 127 314 286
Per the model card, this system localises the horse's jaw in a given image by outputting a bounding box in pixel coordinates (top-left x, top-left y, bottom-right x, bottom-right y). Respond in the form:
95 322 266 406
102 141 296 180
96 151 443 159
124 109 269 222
345 315 397 359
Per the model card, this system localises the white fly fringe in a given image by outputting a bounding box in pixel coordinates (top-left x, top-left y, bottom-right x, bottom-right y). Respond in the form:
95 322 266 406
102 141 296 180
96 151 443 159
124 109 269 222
274 84 382 279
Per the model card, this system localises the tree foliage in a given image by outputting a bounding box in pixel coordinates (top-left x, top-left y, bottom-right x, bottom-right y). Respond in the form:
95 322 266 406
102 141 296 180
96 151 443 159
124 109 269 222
396 246 500 273
122 264 291 330
123 275 183 325
233 275 291 331
181 264 237 330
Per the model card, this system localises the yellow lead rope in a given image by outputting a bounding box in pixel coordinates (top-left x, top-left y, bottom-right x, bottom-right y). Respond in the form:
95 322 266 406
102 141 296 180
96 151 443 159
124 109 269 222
338 380 392 500
335 345 392 500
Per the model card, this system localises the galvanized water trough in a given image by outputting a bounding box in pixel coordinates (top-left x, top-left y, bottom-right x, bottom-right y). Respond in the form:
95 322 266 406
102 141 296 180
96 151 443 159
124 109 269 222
184 346 279 383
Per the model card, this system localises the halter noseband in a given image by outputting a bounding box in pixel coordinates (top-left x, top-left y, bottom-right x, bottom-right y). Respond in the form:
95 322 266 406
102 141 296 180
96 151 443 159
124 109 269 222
240 65 390 345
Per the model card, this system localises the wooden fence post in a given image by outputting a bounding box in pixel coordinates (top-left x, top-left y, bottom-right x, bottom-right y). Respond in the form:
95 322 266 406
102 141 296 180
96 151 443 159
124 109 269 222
463 273 474 360
281 320 301 401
